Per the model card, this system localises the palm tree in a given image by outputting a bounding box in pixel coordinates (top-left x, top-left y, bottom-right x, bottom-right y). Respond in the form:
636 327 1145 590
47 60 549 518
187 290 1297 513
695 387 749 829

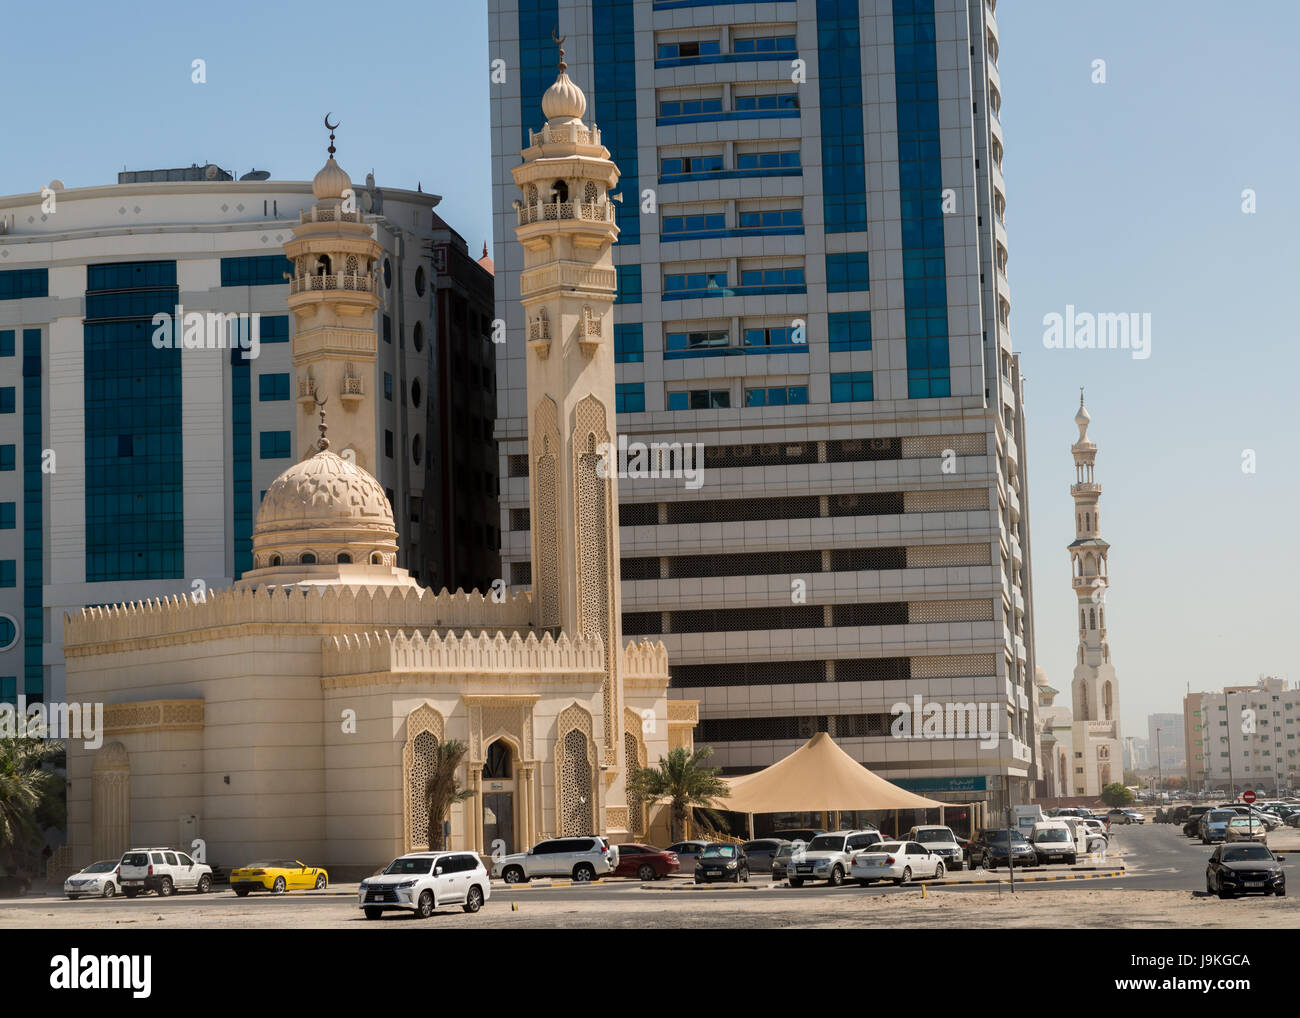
424 739 474 851
626 745 729 843
0 738 64 871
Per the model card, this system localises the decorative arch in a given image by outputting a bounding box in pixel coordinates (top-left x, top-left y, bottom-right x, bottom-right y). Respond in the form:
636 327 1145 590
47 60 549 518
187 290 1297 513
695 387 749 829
532 396 562 629
583 179 598 204
623 707 649 838
1103 681 1113 721
91 742 131 861
555 703 598 836
573 395 619 765
401 703 446 852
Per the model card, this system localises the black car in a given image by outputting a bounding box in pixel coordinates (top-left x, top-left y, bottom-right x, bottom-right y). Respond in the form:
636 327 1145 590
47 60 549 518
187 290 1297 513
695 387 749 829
966 828 1037 869
693 843 749 884
1205 843 1286 899
1182 806 1212 837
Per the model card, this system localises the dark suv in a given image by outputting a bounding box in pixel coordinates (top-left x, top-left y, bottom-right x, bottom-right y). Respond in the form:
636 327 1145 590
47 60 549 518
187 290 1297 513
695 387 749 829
967 828 1038 869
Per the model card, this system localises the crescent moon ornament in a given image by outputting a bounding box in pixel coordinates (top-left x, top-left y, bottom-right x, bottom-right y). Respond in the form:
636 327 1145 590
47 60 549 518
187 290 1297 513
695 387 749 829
324 113 339 132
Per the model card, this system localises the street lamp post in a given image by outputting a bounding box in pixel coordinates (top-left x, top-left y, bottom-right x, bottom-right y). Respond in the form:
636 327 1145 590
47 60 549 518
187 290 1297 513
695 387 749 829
1156 728 1162 799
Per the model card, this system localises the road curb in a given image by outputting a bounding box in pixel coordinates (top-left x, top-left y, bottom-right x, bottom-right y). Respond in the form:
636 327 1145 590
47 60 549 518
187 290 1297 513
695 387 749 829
936 869 1126 886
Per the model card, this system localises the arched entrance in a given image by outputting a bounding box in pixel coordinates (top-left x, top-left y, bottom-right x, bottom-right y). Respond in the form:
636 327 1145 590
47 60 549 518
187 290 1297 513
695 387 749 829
481 738 518 855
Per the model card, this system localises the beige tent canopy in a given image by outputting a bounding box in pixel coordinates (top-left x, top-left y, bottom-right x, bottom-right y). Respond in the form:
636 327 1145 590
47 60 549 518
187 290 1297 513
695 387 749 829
717 732 945 814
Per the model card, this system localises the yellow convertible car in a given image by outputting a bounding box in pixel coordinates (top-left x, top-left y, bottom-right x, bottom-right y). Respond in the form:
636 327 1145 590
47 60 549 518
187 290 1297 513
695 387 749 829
229 860 329 895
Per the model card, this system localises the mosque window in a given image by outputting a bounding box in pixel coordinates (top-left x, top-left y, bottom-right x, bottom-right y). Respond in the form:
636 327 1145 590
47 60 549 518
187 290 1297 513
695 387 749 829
583 180 598 204
414 265 426 296
269 554 280 566
413 321 425 353
383 259 392 288
345 255 359 277
552 180 569 203
411 378 422 408
412 435 422 464
337 553 351 564
316 255 331 276
371 553 383 565
301 553 317 564
482 741 512 780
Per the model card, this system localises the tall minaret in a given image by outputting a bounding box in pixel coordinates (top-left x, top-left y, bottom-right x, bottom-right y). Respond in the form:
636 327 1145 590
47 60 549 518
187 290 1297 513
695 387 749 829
1068 392 1122 793
285 119 384 469
512 45 628 827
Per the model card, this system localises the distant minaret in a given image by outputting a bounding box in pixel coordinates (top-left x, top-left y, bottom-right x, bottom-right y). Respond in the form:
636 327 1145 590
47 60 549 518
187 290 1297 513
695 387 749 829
512 42 627 830
284 117 383 469
1068 392 1122 793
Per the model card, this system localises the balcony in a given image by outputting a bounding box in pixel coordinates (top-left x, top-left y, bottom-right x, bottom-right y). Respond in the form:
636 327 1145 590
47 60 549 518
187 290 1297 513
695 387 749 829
1070 481 1101 496
288 273 373 296
516 201 616 227
340 374 363 406
299 208 365 225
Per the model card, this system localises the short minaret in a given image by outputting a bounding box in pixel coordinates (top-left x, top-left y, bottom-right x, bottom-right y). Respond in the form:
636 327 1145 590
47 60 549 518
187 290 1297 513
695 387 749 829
1068 392 1122 793
284 118 384 469
512 45 628 823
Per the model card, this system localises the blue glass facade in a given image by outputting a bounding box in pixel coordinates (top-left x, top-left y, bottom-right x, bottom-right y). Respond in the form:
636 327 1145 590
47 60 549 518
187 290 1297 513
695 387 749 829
518 0 561 150
893 0 951 398
231 345 252 580
84 261 184 582
220 256 292 287
22 329 42 697
817 0 868 233
592 0 639 246
0 268 48 301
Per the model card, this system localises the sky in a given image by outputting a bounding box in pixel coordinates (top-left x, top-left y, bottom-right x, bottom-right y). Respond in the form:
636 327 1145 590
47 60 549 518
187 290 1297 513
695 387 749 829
2 1 1297 737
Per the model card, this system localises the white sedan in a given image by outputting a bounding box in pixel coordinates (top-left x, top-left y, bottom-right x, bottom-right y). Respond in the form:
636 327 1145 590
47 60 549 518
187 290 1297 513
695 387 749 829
63 859 122 899
850 841 946 886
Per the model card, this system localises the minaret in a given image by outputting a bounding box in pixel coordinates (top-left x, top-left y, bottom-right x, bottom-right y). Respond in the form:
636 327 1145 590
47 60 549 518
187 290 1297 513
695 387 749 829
1068 392 1122 792
284 118 384 469
512 44 628 829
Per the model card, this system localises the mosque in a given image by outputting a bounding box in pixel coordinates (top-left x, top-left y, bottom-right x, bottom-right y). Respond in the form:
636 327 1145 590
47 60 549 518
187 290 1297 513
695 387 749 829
62 58 696 874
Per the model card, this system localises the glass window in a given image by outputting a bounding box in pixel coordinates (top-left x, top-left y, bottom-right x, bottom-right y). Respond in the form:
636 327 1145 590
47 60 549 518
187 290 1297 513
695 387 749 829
827 252 870 292
829 311 871 352
259 431 292 460
0 503 14 529
830 371 874 403
220 256 292 287
614 323 643 363
0 445 15 471
0 388 13 414
0 331 14 356
257 373 290 402
615 382 645 414
0 561 15 587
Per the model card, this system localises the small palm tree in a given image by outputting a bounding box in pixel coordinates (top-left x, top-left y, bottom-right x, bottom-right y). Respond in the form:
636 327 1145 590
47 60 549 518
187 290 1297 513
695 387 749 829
0 738 64 870
424 739 474 851
626 745 729 843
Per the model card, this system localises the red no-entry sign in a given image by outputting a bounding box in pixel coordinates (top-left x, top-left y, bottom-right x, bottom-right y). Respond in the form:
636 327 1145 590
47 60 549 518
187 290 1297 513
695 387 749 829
1243 789 1256 804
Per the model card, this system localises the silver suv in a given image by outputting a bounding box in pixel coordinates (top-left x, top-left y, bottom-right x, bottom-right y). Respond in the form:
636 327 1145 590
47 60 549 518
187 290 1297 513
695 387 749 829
788 829 882 887
494 836 619 883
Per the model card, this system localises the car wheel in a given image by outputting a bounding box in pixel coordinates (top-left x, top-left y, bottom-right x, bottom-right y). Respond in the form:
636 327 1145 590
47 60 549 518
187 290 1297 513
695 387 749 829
1218 887 1233 900
934 862 945 879
157 877 174 897
1206 877 1214 895
829 865 844 887
315 874 327 890
897 866 912 886
502 866 525 884
363 907 383 920
124 889 140 899
572 863 595 883
197 874 212 894
1066 855 1076 866
982 852 994 870
234 887 250 897
637 864 656 882
102 882 117 898
272 876 286 894
740 867 749 883
790 878 804 887
1277 888 1286 897
462 885 484 913
416 890 435 918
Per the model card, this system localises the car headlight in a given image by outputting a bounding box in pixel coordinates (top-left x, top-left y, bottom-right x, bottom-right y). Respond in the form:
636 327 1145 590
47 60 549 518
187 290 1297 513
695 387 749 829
396 880 417 889
726 861 737 869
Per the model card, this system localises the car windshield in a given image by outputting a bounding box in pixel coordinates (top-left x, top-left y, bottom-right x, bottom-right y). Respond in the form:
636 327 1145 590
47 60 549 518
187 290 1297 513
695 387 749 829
1035 830 1070 842
807 835 845 852
1209 811 1234 822
85 861 117 873
874 843 902 853
985 830 1025 844
701 846 736 859
1222 846 1272 862
245 861 274 867
121 853 148 867
916 829 955 842
775 845 794 859
383 857 433 875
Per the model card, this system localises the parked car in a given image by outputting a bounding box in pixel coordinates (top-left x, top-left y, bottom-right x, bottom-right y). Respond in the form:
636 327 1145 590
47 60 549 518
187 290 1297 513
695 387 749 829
117 848 213 897
1183 806 1213 836
63 860 122 899
693 843 749 884
610 843 679 881
1107 808 1144 825
229 860 329 895
1078 818 1109 841
359 851 489 919
1225 817 1269 844
1200 809 1237 844
967 828 1038 869
771 842 796 881
771 829 826 845
850 841 946 886
1286 813 1300 829
665 840 711 875
905 825 964 871
1030 821 1080 865
740 839 787 874
495 836 617 883
787 830 883 887
1205 843 1286 899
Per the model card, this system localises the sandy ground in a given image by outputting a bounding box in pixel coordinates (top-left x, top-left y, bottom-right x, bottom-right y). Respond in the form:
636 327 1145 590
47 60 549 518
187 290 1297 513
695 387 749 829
0 886 1293 930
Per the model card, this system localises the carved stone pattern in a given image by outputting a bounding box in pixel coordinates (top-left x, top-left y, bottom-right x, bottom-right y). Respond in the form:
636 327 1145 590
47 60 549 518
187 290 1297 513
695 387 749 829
91 742 131 861
605 806 629 831
582 305 601 337
104 700 204 734
480 705 524 760
556 704 596 837
533 397 561 629
573 397 616 758
402 704 445 852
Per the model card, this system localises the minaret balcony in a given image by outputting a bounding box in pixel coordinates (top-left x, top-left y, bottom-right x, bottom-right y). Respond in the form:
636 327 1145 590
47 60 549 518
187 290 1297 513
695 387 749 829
299 208 365 225
1070 481 1101 496
528 122 603 148
516 201 616 227
527 317 551 358
289 273 374 296
296 377 318 407
340 375 364 406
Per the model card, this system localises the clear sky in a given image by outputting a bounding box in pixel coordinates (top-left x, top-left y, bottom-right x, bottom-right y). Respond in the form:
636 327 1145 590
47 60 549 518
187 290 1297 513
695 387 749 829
3 1 1296 736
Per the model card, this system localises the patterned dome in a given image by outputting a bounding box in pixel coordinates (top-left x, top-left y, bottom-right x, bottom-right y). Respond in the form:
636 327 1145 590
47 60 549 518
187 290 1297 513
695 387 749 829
312 156 352 201
542 71 586 122
257 448 393 535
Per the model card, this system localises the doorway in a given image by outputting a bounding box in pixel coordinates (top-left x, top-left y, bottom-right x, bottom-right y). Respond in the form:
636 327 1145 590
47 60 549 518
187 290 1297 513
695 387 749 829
483 793 514 855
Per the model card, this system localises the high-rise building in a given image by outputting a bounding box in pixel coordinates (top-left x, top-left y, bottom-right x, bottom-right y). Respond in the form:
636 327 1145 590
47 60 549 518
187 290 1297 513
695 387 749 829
0 158 498 705
1147 712 1184 772
1184 678 1299 796
490 0 1038 813
1067 395 1122 795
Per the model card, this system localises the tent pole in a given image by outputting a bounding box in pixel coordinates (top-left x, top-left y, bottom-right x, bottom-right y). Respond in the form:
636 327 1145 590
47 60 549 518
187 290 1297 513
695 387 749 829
747 813 754 840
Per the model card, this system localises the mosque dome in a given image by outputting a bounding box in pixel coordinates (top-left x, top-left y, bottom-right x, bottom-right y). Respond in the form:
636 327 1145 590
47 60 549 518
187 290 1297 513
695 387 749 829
312 156 352 201
542 70 586 122
250 447 399 573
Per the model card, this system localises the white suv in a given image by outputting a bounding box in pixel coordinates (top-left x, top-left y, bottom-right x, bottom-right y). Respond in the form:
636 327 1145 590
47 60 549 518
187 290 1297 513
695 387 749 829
787 829 882 887
117 848 213 897
494 836 618 883
359 851 491 920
